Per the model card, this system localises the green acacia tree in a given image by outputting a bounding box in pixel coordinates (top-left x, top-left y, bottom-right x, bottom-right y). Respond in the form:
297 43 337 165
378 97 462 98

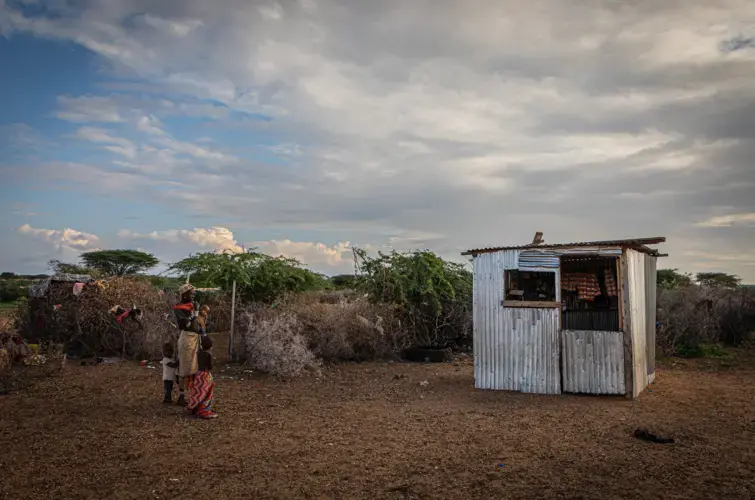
657 268 693 289
353 248 472 346
79 250 159 276
696 272 742 289
48 259 99 276
168 250 329 303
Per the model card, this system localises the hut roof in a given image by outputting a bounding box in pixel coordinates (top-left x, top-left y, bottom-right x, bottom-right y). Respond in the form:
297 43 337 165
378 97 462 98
29 274 94 298
462 237 666 257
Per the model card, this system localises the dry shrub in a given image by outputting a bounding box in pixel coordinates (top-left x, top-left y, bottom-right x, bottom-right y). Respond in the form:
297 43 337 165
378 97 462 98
198 292 234 332
237 292 410 377
657 286 755 355
0 315 12 333
19 277 177 359
239 306 319 378
289 293 408 361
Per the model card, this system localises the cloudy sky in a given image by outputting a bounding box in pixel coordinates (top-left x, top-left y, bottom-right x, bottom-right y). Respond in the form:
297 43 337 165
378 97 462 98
1 0 754 279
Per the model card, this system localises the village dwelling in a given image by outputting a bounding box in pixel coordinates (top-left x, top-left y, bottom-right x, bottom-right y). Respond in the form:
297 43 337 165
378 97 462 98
462 236 666 398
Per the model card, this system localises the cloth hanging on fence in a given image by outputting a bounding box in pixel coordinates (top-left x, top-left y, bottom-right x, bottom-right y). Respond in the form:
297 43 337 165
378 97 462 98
72 282 84 296
116 310 130 324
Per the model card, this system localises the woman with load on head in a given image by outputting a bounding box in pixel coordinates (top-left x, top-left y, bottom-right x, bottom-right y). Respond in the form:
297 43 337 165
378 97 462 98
173 283 208 407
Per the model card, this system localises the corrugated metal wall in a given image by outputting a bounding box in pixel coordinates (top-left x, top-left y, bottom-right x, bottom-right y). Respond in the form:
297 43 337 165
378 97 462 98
502 308 561 393
561 330 625 395
644 254 657 377
473 250 561 394
518 250 559 269
562 310 619 331
626 249 649 396
471 246 648 396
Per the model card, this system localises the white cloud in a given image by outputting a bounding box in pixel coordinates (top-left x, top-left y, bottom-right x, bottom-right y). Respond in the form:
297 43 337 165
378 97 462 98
697 213 755 227
153 136 236 163
118 227 244 253
3 1 755 281
74 127 136 159
57 95 123 123
683 249 755 264
136 115 167 136
250 239 353 274
117 226 355 273
142 15 203 37
17 224 100 251
258 3 284 21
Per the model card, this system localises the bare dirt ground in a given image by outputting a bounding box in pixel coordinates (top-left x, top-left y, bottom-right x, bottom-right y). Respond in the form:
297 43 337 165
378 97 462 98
1 336 754 500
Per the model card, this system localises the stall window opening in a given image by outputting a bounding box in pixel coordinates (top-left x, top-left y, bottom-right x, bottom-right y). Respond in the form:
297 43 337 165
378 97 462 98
504 270 557 304
560 256 620 331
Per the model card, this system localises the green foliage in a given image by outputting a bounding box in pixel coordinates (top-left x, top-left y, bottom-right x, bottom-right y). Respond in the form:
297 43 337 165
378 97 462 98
696 272 741 289
0 274 35 303
657 268 693 289
675 342 730 359
0 284 26 303
353 248 472 346
147 275 183 290
48 260 99 277
79 250 159 276
168 250 329 303
330 274 360 289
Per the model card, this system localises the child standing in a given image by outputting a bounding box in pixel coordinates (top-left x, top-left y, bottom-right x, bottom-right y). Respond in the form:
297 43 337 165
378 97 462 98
186 335 217 419
160 343 179 404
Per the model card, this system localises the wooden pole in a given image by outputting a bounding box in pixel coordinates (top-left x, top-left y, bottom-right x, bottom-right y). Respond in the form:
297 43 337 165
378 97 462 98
229 280 236 361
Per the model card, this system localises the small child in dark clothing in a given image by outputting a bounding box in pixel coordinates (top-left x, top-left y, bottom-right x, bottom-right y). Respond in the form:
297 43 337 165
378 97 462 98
160 343 179 403
197 335 213 371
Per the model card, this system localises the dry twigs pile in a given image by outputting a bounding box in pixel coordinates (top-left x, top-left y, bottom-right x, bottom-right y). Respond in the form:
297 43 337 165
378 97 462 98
237 292 410 377
19 277 178 359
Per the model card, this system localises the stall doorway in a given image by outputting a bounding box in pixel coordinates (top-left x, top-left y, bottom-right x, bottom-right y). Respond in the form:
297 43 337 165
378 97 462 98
559 256 620 331
559 255 626 395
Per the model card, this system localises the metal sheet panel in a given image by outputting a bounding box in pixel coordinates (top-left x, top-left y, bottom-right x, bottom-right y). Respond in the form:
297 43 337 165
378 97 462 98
561 330 626 395
518 250 559 269
473 251 505 392
626 249 649 396
558 247 623 257
501 249 520 270
503 307 561 394
644 254 657 376
472 250 561 394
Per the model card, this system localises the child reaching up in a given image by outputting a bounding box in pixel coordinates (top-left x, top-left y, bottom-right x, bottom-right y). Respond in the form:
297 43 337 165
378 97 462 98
187 335 217 419
160 343 179 404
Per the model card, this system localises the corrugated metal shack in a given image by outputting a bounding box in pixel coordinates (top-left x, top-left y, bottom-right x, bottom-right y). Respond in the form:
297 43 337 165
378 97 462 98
462 237 665 398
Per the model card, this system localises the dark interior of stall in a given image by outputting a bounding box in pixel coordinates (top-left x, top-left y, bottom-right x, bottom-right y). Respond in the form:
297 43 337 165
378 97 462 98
505 269 556 302
560 256 620 331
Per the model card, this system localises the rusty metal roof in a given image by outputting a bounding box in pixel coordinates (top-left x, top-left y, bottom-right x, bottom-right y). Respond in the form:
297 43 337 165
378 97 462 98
462 237 665 256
